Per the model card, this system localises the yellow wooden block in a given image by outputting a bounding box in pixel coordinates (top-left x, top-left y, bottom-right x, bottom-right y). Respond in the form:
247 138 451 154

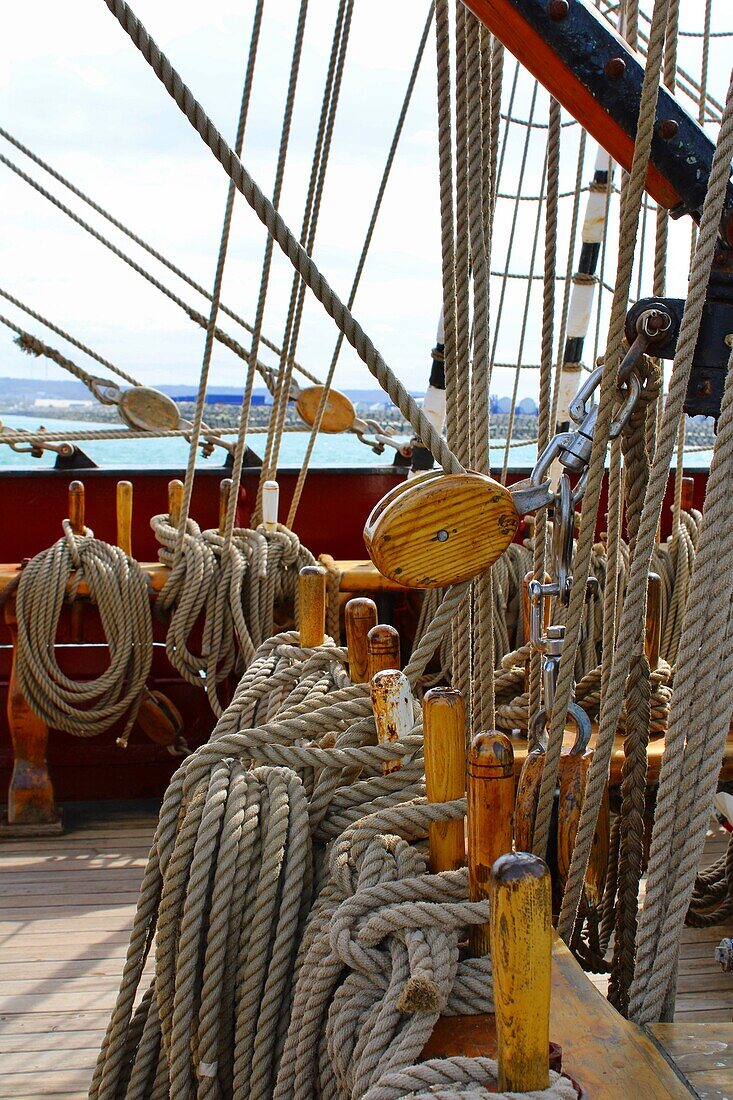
363 470 519 589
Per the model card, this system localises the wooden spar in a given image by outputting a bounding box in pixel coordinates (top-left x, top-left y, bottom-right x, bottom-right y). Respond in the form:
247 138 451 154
460 0 686 213
491 852 552 1093
116 481 133 556
218 478 232 537
262 480 279 533
298 565 327 647
468 732 514 958
370 668 412 775
367 623 400 679
168 479 184 527
646 572 662 671
345 597 378 684
423 687 466 872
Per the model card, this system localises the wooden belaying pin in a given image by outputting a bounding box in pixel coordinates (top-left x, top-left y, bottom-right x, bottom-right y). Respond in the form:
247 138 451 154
68 482 86 643
423 687 466 872
370 668 412 775
298 564 327 648
116 481 133 556
345 597 378 684
645 571 661 671
367 623 400 680
218 478 232 537
68 480 85 535
467 731 514 957
168 479 184 527
680 475 695 512
262 479 279 534
490 852 552 1094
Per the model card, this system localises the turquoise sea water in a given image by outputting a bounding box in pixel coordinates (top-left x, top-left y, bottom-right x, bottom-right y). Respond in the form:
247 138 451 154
0 413 712 470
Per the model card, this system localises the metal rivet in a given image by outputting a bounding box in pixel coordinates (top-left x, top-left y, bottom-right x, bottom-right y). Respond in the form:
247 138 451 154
604 57 626 80
548 0 570 20
658 118 679 141
725 334 733 348
436 530 449 543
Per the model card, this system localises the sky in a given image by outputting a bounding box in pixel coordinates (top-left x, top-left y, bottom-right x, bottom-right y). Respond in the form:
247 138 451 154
1 1 730 404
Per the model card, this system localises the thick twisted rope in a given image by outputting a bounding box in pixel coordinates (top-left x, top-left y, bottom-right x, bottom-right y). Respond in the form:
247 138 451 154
558 59 733 950
15 521 152 742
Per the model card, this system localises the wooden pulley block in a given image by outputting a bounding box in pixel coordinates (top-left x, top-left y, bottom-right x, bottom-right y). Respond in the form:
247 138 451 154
135 689 184 747
363 470 519 589
295 385 356 433
118 387 181 432
556 750 610 909
514 745 546 853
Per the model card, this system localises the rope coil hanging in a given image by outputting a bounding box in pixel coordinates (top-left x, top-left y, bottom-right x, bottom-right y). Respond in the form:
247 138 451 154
15 520 153 741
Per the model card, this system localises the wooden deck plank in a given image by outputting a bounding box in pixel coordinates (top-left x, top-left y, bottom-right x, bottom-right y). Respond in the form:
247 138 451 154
648 1024 733 1100
0 807 729 1100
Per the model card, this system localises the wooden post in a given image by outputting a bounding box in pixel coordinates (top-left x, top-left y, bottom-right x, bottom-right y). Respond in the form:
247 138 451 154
423 687 466 872
3 594 60 832
219 478 232 537
680 475 695 512
262 479 279 533
345 597 378 684
468 732 514 957
490 852 552 1093
298 565 326 647
645 572 661 671
370 668 412 774
68 479 85 535
168 479 184 527
116 481 133 556
68 481 85 644
367 623 400 679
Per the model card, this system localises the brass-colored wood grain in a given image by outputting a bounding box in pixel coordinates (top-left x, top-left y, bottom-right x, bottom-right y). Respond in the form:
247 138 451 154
295 386 355 433
345 598 378 684
219 478 232 537
167 480 184 527
119 386 180 431
298 565 327 648
423 688 467 873
490 852 552 1093
68 481 85 536
367 623 400 679
468 732 514 957
116 481 133 556
364 471 519 589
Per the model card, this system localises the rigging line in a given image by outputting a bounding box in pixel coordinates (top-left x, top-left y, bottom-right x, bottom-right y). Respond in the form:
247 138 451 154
501 131 550 481
0 153 288 392
0 286 139 387
287 1 436 529
0 312 123 401
488 79 540 371
259 0 353 510
100 0 460 474
221 0 312 544
0 125 319 384
176 0 264 550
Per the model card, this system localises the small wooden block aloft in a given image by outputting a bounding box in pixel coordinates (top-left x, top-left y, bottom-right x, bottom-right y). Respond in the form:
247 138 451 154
364 470 519 588
296 385 356 433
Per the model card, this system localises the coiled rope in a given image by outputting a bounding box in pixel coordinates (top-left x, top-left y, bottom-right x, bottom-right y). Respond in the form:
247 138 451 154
15 520 152 741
